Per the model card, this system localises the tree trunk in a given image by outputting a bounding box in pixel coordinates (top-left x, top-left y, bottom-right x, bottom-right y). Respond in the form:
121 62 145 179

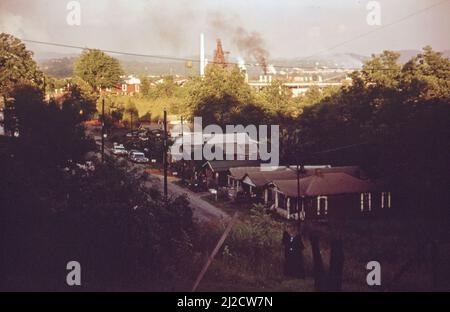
328 239 344 291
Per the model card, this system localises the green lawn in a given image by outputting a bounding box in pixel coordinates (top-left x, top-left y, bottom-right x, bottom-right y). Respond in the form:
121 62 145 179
113 95 185 120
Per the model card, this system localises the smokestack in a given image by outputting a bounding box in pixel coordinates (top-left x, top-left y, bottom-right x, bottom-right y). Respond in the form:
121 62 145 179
200 33 205 76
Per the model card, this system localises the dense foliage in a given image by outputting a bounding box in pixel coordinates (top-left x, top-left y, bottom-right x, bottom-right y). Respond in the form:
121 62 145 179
0 33 44 97
0 83 194 291
74 49 123 92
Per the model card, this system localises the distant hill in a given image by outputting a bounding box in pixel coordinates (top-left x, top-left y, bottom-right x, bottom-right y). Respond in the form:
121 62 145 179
36 49 450 78
396 49 450 63
39 57 76 78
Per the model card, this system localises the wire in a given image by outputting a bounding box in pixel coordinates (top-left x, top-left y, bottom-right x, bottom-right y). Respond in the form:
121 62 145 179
302 0 449 60
22 38 436 73
20 0 448 72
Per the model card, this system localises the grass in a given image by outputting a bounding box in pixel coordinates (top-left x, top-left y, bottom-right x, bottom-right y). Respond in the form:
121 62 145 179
201 194 252 217
113 95 185 120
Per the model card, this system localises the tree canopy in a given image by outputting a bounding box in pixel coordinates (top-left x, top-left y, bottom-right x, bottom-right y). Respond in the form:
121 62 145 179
74 49 123 92
185 65 266 127
0 33 44 97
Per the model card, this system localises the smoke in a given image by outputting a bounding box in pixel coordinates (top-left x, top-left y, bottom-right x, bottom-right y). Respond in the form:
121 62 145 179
208 12 269 74
233 27 269 74
237 56 246 71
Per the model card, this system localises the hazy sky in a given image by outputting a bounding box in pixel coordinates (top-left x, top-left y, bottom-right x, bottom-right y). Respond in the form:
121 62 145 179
1 0 449 60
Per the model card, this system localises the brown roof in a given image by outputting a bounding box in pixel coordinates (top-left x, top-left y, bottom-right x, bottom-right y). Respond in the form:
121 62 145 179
229 166 262 180
290 165 365 178
204 160 261 172
244 168 299 187
273 172 385 197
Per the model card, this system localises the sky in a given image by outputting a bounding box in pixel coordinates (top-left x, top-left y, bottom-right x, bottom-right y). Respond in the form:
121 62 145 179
0 0 449 61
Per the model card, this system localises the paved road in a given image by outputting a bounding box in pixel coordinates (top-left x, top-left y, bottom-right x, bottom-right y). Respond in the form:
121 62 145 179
146 175 229 222
92 134 228 222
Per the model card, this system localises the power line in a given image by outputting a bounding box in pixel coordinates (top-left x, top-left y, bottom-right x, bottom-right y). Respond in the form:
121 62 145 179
302 0 449 60
22 38 432 73
20 0 448 73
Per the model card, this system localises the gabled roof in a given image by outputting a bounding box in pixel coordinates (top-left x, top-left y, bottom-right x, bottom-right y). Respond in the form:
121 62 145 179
243 168 299 187
229 166 262 180
304 166 366 179
230 165 363 187
203 160 261 172
273 172 385 197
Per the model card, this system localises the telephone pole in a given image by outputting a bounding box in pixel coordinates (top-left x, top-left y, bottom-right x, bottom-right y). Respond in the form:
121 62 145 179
101 96 105 163
163 109 168 200
181 116 185 184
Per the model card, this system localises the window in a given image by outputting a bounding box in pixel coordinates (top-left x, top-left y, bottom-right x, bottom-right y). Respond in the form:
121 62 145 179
360 192 372 212
122 84 127 92
317 196 328 216
381 192 392 209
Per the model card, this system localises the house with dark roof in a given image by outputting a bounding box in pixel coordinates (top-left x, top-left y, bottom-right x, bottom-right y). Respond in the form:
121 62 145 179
228 166 297 202
201 160 261 189
271 171 390 220
227 165 331 204
225 165 391 220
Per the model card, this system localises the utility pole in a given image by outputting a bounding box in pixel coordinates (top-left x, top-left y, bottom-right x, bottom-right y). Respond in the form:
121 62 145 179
101 96 105 163
297 161 301 223
130 110 133 133
296 153 304 224
163 109 168 200
42 75 46 100
181 115 185 184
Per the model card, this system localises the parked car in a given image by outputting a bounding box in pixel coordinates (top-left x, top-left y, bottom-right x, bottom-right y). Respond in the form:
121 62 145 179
127 149 140 157
112 143 128 156
129 151 149 164
126 130 147 138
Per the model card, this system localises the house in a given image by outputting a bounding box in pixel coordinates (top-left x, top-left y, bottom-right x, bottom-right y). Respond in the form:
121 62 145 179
228 166 298 202
227 165 333 203
225 165 391 220
170 132 259 160
271 171 390 220
119 76 140 95
202 160 261 189
105 75 141 95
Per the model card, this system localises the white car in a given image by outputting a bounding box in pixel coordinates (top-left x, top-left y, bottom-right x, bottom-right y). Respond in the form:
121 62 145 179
112 144 128 156
129 151 149 164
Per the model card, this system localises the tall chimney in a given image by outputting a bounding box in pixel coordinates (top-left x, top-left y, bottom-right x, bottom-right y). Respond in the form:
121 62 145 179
200 33 205 77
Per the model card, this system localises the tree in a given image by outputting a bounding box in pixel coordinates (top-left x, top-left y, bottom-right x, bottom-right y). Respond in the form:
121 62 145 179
140 76 151 97
351 50 402 89
123 99 139 130
287 47 450 223
0 33 44 97
60 84 98 121
258 79 292 114
74 49 123 92
4 83 94 167
154 75 177 98
1 121 193 290
186 65 259 127
401 46 450 99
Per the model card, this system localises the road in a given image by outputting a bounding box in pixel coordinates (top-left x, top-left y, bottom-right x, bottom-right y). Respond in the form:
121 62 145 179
146 175 229 222
92 134 229 222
